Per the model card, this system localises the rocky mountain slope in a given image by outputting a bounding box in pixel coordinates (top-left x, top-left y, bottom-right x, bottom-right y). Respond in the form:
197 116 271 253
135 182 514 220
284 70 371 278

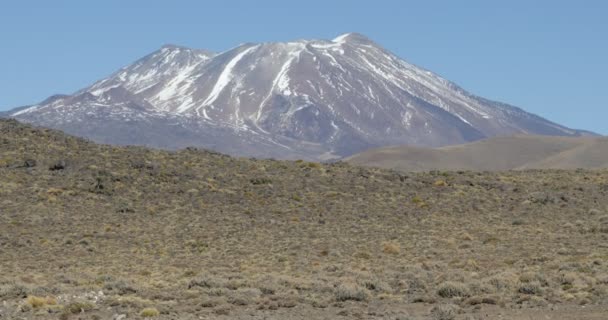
4 33 591 160
347 135 608 171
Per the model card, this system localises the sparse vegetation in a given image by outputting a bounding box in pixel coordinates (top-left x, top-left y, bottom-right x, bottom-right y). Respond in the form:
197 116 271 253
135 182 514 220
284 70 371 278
1 119 608 319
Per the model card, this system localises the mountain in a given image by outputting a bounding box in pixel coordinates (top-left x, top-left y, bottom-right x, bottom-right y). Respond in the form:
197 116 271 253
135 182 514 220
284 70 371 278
4 33 592 160
347 135 608 171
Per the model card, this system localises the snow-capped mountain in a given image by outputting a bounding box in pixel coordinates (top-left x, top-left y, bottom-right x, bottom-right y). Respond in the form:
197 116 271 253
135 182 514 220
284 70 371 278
5 33 591 160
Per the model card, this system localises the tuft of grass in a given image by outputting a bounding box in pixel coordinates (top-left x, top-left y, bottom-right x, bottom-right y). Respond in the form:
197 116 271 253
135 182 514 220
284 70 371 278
64 301 95 314
434 180 448 187
26 295 56 308
140 307 160 317
412 195 428 208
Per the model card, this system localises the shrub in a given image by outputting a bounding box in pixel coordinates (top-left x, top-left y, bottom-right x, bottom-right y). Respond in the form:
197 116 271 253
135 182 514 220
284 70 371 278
437 282 469 298
213 304 232 315
518 281 542 295
430 304 458 320
335 283 369 301
358 278 390 293
227 288 262 306
188 276 226 289
519 272 548 286
0 283 29 299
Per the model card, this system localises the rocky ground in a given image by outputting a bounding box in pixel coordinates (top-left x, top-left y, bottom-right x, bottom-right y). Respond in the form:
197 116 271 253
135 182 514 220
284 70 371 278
1 119 607 319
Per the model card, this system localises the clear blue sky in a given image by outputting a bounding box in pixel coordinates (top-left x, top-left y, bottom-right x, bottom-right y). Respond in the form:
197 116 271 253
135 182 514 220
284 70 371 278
1 0 606 134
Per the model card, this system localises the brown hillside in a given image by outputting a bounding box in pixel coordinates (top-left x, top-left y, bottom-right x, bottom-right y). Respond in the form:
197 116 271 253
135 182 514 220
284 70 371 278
347 135 608 172
1 119 608 319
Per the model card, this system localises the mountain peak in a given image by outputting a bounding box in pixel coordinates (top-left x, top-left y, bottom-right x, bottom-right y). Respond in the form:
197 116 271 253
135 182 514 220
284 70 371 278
332 32 373 44
158 44 214 56
160 43 188 50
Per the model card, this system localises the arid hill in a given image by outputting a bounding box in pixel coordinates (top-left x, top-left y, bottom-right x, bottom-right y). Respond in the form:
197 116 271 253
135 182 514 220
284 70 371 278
1 119 608 319
347 135 608 172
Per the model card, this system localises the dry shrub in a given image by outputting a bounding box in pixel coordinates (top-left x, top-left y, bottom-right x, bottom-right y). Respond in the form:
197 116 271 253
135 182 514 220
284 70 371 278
430 304 458 320
335 283 369 301
437 282 469 298
518 281 542 295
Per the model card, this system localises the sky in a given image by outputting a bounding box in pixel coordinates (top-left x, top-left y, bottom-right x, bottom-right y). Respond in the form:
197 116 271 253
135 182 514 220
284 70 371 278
0 0 606 134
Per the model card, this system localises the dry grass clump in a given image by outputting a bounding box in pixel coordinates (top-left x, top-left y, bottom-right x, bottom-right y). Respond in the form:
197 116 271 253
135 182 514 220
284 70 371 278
140 307 160 317
63 301 95 314
26 295 57 308
434 179 448 187
464 295 499 306
437 282 470 298
227 288 262 306
213 304 233 315
382 241 401 254
485 273 518 292
518 272 548 285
